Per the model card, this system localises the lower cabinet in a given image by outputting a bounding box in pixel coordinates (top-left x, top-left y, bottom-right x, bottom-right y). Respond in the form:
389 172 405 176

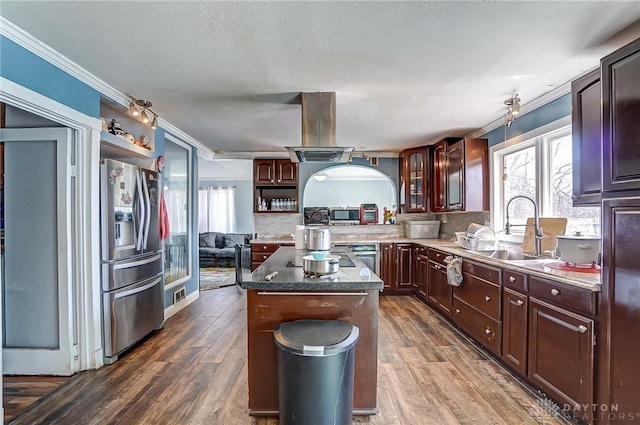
415 248 429 303
528 297 594 424
380 243 413 294
502 287 528 376
427 249 451 315
251 243 279 270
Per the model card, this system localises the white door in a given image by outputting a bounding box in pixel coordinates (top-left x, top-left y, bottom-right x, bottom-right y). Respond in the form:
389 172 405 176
1 128 77 375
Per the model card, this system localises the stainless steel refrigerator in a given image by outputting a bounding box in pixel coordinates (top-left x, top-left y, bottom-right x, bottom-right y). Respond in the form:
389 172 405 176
100 158 164 363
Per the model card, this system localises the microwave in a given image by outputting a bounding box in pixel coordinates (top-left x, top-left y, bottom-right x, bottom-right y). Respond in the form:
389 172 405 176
329 207 360 225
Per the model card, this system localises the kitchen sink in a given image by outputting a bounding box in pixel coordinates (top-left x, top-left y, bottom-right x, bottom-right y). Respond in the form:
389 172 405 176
465 249 547 262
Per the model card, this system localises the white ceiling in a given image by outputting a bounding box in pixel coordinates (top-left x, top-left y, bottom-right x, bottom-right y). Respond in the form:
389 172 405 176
2 2 640 156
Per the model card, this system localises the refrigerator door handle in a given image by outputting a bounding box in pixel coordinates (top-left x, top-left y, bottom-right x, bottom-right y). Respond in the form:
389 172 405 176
114 276 162 300
135 170 146 251
141 172 151 250
112 253 162 270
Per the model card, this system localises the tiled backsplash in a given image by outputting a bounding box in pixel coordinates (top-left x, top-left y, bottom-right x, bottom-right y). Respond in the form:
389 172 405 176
254 210 491 240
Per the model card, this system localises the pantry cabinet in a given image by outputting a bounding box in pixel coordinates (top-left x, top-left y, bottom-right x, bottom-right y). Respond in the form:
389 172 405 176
602 37 640 193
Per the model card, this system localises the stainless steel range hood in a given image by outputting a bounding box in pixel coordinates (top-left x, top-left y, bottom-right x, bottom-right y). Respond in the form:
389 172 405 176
286 92 354 163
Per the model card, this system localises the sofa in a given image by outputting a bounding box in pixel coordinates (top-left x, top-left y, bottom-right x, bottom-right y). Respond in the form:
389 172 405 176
199 232 252 268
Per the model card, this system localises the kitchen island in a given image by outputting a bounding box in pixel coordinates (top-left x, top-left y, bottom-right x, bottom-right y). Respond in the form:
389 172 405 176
240 246 383 416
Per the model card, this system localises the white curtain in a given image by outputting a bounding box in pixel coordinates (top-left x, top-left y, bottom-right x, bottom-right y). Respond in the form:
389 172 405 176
198 186 237 233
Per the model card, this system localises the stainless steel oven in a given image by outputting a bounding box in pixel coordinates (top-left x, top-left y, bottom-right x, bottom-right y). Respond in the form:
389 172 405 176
336 243 380 274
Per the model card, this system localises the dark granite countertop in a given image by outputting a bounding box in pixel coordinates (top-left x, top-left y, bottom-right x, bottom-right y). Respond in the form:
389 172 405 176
240 247 383 291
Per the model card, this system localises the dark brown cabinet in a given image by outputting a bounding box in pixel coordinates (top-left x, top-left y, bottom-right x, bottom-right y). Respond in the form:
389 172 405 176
431 139 448 212
253 159 298 212
414 246 429 302
251 243 279 271
601 197 640 422
602 37 640 193
396 244 413 291
403 147 431 212
380 243 396 292
571 69 602 206
528 297 594 423
254 159 298 185
430 138 488 212
502 288 528 376
427 248 451 315
380 243 412 294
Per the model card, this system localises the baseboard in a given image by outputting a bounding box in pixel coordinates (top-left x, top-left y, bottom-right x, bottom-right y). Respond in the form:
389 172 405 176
164 290 199 320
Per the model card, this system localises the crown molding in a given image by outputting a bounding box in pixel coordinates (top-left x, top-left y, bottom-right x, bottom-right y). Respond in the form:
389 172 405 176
158 118 214 159
0 17 129 107
1 17 214 157
465 81 573 139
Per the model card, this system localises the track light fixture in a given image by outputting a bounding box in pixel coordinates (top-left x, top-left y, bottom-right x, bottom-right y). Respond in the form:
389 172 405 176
504 94 521 127
127 95 158 129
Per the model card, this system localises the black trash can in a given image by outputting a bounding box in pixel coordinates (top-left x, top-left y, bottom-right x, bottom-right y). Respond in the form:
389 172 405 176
274 319 360 425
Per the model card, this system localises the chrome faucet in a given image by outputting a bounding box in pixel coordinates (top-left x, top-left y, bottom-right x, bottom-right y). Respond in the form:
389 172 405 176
504 195 544 257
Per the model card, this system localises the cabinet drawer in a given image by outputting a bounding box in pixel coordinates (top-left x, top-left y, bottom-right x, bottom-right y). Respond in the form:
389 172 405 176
455 273 501 320
462 260 501 285
529 276 596 315
415 246 428 256
503 269 528 293
452 298 501 356
251 252 274 263
252 243 279 253
428 248 447 264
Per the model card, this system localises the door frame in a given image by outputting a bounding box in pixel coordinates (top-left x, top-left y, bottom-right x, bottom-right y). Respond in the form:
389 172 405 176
1 77 104 371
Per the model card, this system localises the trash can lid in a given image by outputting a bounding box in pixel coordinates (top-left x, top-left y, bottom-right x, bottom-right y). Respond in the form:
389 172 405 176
274 319 359 357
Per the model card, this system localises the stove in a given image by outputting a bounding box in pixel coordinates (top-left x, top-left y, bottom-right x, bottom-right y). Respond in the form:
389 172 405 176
544 261 601 274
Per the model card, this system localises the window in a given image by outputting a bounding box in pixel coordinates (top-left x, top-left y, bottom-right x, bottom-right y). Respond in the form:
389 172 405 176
493 125 600 236
164 135 192 287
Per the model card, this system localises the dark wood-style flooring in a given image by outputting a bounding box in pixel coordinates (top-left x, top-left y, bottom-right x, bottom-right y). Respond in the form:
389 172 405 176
6 286 567 424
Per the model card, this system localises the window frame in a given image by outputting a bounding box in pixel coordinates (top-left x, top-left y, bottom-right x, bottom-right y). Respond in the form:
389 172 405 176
490 116 576 236
163 133 193 290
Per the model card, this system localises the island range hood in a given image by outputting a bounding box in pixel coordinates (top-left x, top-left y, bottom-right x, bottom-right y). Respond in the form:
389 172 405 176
286 92 354 163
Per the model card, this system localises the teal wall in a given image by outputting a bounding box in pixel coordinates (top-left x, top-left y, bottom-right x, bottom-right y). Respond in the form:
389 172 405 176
482 94 571 146
0 36 101 117
0 35 200 310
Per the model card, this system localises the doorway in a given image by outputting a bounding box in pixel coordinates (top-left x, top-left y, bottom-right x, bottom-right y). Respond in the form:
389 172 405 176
1 128 78 375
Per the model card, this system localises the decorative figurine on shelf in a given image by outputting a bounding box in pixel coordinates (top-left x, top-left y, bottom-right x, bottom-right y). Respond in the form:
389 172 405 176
108 119 125 136
383 207 392 224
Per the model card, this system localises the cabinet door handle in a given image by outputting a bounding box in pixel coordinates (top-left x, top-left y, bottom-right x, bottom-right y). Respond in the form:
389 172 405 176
262 245 267 250
509 276 516 282
455 308 461 314
515 300 524 306
262 255 267 260
485 296 491 302
578 325 588 333
485 328 493 336
551 288 560 296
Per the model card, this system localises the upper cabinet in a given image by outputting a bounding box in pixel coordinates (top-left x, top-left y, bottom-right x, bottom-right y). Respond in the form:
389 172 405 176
253 159 299 212
432 138 488 212
602 37 640 193
401 137 488 213
571 69 602 206
431 139 448 212
403 147 431 212
254 159 298 185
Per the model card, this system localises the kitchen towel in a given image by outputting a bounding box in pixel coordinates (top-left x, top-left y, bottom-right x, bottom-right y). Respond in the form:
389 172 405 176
444 255 463 286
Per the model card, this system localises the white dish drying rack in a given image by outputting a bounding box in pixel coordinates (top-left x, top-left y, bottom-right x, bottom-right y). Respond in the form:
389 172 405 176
455 224 497 250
